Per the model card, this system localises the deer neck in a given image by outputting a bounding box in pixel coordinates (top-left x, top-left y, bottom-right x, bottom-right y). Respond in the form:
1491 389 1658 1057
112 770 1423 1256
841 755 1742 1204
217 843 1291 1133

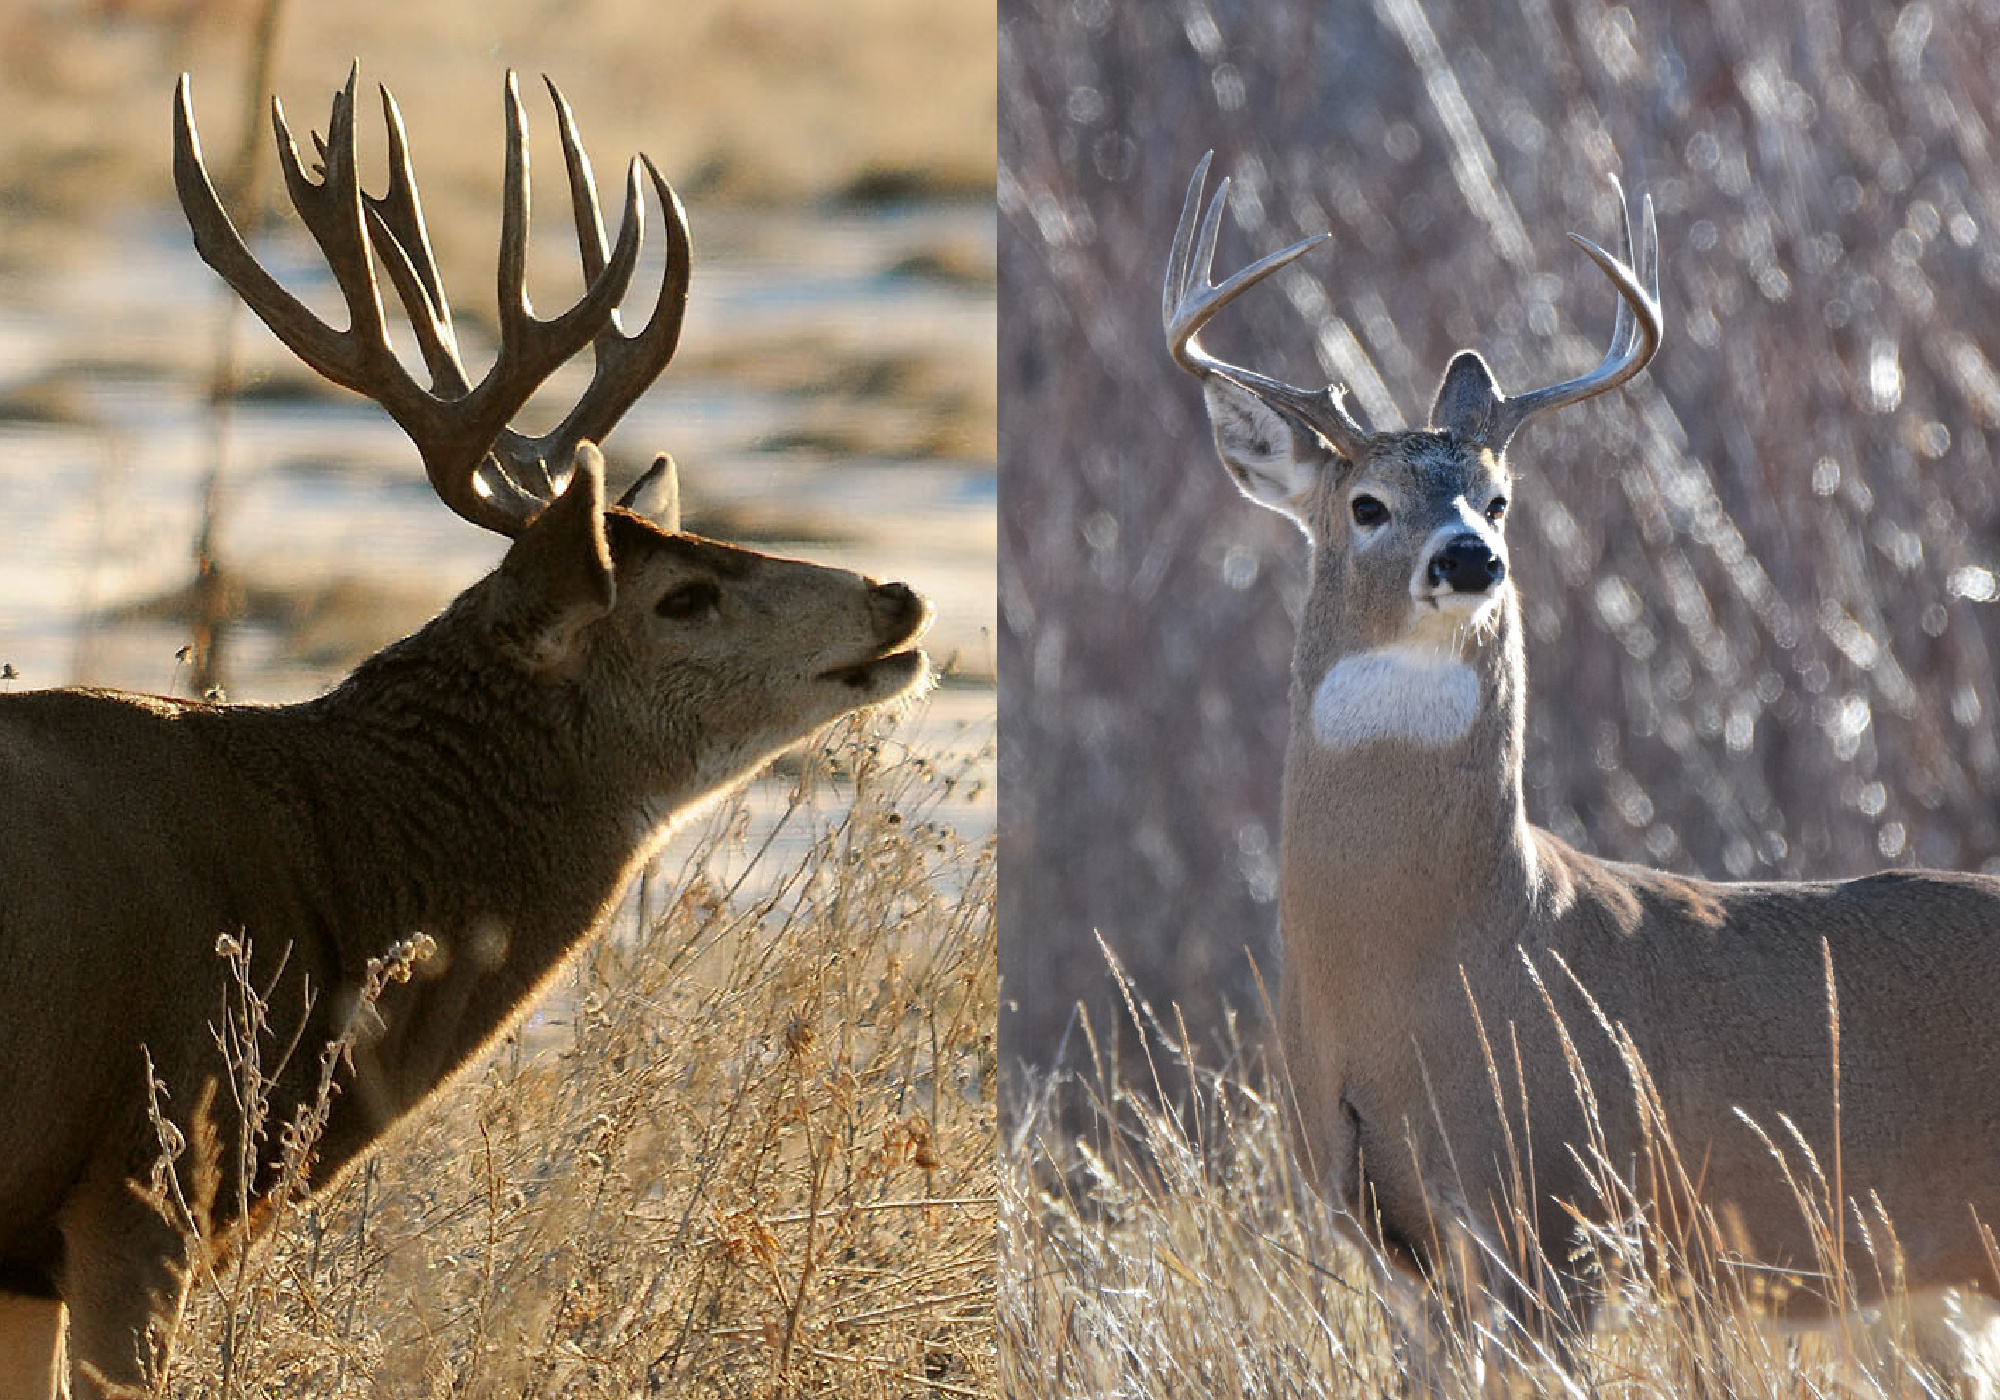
288 607 670 1132
1279 583 1536 982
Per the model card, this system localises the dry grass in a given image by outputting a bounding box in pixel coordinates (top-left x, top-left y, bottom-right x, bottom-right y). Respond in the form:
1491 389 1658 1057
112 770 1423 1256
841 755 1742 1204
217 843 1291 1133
1004 963 2000 1400
146 721 995 1399
0 0 998 453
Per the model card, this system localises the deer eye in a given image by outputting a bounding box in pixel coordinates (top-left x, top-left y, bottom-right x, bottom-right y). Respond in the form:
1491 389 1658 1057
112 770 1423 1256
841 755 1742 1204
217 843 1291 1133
1485 496 1509 523
656 580 720 619
1351 495 1388 527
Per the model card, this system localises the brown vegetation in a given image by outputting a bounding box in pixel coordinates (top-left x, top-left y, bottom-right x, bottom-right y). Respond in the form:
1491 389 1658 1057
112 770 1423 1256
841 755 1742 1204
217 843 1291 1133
160 734 997 1398
0 0 995 258
1005 959 1996 1397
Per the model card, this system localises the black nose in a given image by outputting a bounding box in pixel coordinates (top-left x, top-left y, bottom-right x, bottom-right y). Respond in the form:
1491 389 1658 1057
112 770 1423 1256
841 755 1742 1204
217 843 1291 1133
1427 534 1505 593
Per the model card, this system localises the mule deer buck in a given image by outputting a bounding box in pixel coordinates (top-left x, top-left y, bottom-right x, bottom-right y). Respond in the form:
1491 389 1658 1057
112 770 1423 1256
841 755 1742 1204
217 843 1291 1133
0 69 932 1398
1166 153 2000 1378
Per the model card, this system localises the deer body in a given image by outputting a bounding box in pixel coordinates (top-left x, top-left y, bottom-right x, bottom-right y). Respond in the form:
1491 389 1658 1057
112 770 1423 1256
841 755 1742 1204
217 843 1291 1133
0 505 926 1345
0 70 932 1398
1277 546 2000 1295
1167 156 2000 1363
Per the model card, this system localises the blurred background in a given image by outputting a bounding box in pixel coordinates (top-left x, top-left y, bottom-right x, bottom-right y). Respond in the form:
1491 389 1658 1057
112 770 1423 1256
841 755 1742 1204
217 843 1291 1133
0 0 994 775
1000 0 2000 1105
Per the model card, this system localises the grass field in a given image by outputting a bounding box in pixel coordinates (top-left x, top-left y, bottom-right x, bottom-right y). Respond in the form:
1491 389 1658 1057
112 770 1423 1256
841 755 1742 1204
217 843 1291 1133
152 724 996 1398
0 0 995 251
1003 992 1999 1399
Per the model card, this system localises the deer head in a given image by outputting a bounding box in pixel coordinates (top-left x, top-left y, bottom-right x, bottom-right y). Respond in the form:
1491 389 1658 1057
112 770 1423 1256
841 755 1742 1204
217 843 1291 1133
1164 155 1658 750
173 67 932 814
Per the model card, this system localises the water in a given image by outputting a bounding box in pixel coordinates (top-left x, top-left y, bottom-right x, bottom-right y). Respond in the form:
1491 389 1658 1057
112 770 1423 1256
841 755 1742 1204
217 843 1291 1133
0 198 995 849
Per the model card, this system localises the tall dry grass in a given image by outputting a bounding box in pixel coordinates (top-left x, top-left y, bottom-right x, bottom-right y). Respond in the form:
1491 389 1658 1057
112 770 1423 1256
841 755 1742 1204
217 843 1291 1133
1003 965 2000 1399
144 720 995 1399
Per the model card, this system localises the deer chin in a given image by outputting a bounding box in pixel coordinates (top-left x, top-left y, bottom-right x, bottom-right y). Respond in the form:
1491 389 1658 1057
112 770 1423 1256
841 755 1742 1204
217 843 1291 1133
1404 592 1503 651
816 647 933 703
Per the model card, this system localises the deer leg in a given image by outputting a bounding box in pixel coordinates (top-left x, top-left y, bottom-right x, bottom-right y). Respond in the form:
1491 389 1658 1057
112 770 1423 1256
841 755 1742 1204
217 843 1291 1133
54 1176 191 1400
0 1291 67 1400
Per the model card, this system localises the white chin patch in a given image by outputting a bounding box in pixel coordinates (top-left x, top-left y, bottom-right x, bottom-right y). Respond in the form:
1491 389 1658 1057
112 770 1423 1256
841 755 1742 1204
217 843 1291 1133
1410 591 1500 637
1310 646 1481 751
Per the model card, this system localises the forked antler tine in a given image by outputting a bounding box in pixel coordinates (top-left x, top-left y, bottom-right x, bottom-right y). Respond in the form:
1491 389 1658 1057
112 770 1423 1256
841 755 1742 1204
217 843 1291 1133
1161 150 1220 357
277 70 532 532
1164 153 1365 453
536 79 693 442
470 73 650 503
175 75 382 400
481 84 690 495
483 74 648 396
538 157 692 453
360 84 466 396
1165 156 1326 372
270 70 396 374
1594 176 1659 370
1489 182 1662 442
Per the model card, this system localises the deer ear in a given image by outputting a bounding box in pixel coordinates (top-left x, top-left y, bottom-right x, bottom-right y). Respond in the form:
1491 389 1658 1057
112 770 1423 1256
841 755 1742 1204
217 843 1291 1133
616 453 681 533
1430 351 1506 444
1203 375 1336 525
491 442 617 671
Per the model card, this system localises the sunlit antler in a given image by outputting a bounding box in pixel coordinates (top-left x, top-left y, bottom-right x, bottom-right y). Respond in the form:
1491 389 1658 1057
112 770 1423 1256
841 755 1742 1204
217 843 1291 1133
1481 178 1661 448
1163 151 1367 459
173 63 691 536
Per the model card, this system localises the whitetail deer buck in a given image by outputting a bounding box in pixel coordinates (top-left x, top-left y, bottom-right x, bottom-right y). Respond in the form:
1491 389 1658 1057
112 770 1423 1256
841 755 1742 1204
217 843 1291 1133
0 69 931 1398
1167 154 2000 1378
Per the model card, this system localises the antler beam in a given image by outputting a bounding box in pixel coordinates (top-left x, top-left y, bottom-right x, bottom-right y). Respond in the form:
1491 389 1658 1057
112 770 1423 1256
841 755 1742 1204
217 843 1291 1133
173 64 691 537
1163 152 1367 460
1483 179 1661 448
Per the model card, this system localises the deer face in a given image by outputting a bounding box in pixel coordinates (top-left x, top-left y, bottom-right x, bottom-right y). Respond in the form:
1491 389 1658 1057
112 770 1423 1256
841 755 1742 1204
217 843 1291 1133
599 512 932 787
480 454 931 811
1202 369 1514 657
1201 365 1518 754
1325 430 1513 652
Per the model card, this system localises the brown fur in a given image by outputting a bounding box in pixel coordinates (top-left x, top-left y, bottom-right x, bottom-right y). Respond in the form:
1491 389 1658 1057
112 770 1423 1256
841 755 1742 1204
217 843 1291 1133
0 69 939 1396
0 460 931 1394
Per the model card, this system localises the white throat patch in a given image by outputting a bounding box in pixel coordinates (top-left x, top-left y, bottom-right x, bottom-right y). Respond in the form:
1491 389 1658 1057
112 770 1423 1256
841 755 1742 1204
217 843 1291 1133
1310 646 1481 751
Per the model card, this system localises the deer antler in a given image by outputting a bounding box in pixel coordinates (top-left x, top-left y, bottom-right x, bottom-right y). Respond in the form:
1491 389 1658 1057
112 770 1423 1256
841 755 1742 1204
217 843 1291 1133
1163 152 1368 460
173 64 691 537
1480 178 1661 449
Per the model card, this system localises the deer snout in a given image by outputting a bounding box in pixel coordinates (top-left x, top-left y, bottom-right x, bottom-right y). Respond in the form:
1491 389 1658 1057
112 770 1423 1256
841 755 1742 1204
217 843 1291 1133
1426 534 1505 594
869 580 930 639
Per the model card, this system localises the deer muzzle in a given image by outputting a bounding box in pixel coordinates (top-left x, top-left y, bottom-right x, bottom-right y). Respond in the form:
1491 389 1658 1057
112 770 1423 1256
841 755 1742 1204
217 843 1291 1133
815 582 934 694
1425 534 1506 595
